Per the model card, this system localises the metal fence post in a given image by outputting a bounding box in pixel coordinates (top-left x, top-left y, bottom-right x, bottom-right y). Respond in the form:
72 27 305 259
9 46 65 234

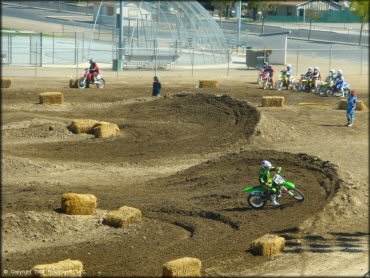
52 32 55 64
74 32 77 64
227 48 230 77
35 41 38 77
82 32 85 62
30 35 32 65
329 44 332 73
191 46 195 77
76 43 79 77
296 44 300 75
154 39 158 77
40 32 43 67
360 46 363 75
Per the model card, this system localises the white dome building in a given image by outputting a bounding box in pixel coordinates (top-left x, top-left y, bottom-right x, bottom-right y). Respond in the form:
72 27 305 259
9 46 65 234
94 1 229 67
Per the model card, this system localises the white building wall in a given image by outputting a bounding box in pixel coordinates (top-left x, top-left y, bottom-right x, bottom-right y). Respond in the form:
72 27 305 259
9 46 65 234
261 33 288 65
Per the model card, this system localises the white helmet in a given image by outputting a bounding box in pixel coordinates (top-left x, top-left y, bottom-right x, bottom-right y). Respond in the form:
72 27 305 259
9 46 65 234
89 58 95 64
287 64 292 69
261 160 272 170
330 69 335 74
314 66 319 71
308 67 313 72
337 69 343 75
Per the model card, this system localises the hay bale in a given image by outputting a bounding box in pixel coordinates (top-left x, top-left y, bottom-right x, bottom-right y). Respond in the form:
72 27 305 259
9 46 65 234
31 259 83 277
105 206 142 228
69 78 79 88
39 92 64 104
250 234 285 256
199 80 218 88
68 119 100 134
1 78 12 88
93 122 120 138
261 96 284 107
162 257 201 277
61 193 97 215
338 99 368 111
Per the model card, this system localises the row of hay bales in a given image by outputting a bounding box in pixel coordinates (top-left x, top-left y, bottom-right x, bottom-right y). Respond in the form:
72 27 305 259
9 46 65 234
32 192 285 277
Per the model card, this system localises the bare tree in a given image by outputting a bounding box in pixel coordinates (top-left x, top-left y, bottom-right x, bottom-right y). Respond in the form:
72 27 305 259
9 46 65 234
306 9 322 40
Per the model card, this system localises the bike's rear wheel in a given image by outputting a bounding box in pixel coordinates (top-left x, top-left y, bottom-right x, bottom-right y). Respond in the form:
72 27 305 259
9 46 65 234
247 195 266 209
78 77 87 89
287 189 305 201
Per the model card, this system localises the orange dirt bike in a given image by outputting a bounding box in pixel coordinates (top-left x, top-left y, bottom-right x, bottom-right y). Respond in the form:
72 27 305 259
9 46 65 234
242 168 304 209
78 68 106 89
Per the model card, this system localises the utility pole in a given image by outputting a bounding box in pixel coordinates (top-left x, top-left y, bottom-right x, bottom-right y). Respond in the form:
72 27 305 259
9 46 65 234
237 0 242 42
114 0 124 71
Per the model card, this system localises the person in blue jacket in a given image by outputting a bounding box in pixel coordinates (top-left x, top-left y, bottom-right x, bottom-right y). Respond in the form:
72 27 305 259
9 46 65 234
346 90 358 127
152 76 161 97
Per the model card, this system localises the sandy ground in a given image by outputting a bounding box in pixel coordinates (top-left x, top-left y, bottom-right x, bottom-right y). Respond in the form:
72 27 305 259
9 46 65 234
1 74 369 277
1 13 369 277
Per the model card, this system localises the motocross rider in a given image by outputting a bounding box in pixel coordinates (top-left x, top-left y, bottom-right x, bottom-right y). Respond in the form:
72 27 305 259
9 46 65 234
264 64 274 83
259 160 281 207
332 69 345 96
88 58 99 83
312 66 321 91
285 64 293 86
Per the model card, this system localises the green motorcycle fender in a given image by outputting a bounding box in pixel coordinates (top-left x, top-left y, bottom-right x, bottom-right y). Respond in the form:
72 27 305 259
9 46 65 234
242 186 264 193
281 181 296 189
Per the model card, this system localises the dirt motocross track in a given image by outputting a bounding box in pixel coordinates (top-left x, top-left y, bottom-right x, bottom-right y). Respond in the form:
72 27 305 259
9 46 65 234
1 76 369 277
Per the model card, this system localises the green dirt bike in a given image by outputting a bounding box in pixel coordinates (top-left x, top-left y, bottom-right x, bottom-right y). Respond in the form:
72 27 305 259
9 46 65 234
242 168 304 209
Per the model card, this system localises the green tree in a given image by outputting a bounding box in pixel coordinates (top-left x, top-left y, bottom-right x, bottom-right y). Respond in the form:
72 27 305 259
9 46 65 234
350 0 369 45
306 9 322 40
257 1 278 34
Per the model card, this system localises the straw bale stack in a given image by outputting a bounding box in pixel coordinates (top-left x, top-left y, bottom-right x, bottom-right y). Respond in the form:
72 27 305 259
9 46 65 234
104 206 142 228
1 78 12 88
68 119 100 134
261 96 284 107
39 92 64 104
69 78 79 88
162 257 201 277
61 193 97 215
31 259 83 277
93 122 120 138
199 80 218 88
250 234 285 256
338 99 368 111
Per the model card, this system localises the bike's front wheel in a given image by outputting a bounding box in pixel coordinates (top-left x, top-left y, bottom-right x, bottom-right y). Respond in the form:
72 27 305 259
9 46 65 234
78 77 87 89
96 78 105 89
276 80 283 91
247 195 267 209
287 189 305 202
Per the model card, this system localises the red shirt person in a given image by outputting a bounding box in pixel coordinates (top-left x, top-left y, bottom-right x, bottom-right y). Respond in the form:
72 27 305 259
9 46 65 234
88 58 99 81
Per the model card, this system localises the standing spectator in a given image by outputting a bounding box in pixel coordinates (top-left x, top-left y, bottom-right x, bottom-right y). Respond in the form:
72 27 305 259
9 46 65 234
152 76 161 97
346 90 358 127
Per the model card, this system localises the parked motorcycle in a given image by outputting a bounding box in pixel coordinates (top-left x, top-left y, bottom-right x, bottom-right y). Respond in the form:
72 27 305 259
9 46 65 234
78 68 106 89
242 168 304 209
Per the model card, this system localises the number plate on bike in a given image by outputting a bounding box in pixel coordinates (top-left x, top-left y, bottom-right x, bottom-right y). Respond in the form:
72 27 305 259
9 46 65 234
273 175 285 184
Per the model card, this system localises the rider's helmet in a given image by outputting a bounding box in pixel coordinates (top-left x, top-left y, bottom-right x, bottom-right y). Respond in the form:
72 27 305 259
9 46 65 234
263 62 268 68
261 160 272 170
89 58 95 64
329 69 335 75
287 64 291 70
314 66 319 72
308 67 313 72
337 69 343 76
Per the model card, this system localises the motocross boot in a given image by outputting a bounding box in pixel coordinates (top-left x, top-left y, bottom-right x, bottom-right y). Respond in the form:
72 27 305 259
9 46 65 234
270 194 280 207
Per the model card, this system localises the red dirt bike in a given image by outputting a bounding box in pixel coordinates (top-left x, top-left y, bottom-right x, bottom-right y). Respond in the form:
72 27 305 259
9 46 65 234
78 68 106 89
257 67 269 87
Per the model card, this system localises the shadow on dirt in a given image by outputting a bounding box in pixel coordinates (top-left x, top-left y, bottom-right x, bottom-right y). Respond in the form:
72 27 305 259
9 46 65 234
275 230 368 254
